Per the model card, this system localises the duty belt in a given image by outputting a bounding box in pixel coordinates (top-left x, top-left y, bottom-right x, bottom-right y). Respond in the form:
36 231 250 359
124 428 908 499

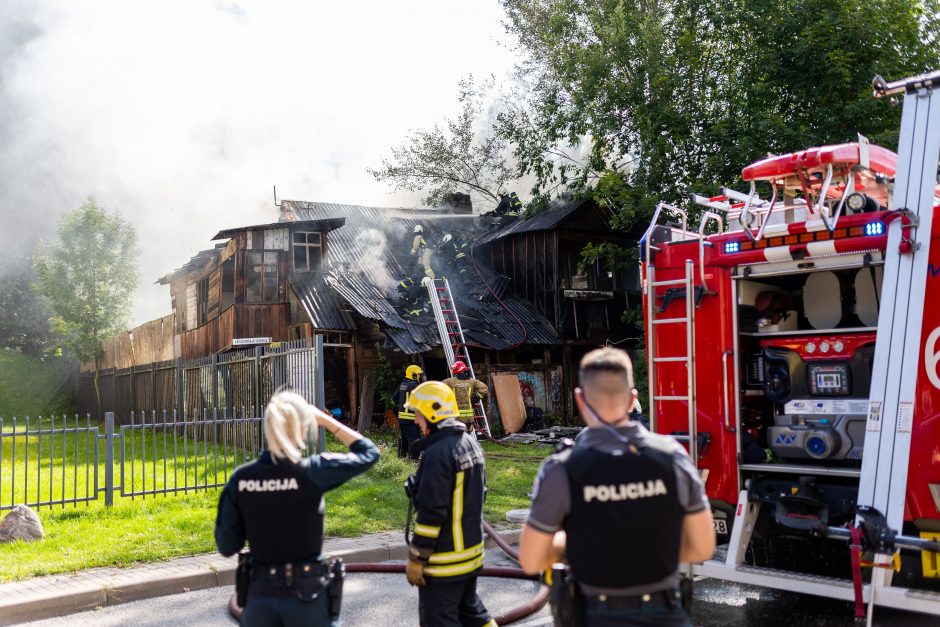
251 559 329 587
583 588 682 611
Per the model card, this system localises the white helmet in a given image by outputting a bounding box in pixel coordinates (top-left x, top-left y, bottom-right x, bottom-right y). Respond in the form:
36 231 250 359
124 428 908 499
413 225 423 234
443 234 453 243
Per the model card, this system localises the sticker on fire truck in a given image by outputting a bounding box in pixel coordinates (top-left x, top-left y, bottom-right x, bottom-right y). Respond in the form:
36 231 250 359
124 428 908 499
897 401 914 433
867 401 882 433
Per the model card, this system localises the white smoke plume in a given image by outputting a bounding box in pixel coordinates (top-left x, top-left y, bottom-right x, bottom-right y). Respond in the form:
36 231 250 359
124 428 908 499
0 1 516 325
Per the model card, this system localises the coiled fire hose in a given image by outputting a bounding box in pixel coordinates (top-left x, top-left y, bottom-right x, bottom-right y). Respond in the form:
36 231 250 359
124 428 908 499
229 520 549 624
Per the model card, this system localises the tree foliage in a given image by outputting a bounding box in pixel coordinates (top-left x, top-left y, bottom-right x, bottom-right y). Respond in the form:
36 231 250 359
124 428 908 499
499 0 940 229
0 258 55 355
369 77 517 208
35 197 138 400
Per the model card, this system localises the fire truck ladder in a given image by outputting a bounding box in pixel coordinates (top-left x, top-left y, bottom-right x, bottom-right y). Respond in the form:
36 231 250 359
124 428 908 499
855 72 940 614
423 277 492 437
642 202 701 462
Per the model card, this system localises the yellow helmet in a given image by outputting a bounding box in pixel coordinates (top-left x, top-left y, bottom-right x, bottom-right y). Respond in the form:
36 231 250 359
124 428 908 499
405 381 458 423
405 364 424 381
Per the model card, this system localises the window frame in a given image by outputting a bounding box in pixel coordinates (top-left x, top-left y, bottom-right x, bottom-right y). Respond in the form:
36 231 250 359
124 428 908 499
292 231 323 272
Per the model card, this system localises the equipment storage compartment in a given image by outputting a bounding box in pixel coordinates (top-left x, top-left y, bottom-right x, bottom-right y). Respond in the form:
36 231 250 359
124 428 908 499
735 265 882 467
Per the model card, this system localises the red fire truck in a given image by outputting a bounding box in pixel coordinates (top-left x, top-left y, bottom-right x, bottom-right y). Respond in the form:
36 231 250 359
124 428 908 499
641 71 940 619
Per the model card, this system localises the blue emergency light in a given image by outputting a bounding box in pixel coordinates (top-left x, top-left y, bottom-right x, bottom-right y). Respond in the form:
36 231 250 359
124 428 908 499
724 241 740 253
865 221 885 236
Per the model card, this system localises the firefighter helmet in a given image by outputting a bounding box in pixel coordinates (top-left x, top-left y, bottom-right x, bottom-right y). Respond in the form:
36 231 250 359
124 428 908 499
442 234 453 244
405 364 424 381
414 225 423 234
451 360 468 374
404 381 459 423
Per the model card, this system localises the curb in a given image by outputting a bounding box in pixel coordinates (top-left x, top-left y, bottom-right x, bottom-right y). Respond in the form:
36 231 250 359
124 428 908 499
0 529 520 625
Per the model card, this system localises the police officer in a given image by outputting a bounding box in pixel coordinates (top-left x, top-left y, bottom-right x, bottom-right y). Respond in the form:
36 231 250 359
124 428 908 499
403 381 496 627
518 348 714 626
442 360 488 428
397 364 425 460
215 391 380 626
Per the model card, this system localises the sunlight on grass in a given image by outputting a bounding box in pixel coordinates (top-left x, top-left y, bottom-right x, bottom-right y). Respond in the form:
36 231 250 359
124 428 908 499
0 432 547 583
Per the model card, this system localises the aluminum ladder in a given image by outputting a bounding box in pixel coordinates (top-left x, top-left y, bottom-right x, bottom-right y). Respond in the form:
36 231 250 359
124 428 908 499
854 72 940 623
423 277 492 437
641 203 701 462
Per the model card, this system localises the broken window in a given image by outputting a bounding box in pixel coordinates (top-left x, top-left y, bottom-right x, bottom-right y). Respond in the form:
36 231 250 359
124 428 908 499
293 231 322 272
246 251 280 303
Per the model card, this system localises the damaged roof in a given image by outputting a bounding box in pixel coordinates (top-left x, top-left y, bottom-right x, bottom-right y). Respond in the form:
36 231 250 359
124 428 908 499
281 200 560 352
211 218 346 241
475 198 615 246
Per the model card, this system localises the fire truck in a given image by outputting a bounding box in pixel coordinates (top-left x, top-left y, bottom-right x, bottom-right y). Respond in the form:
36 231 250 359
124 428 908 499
640 71 940 620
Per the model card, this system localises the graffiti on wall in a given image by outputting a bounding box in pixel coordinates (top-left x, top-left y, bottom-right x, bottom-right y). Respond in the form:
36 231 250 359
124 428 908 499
517 371 546 410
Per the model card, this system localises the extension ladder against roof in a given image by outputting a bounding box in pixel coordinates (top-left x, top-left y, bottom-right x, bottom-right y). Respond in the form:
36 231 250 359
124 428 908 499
423 277 492 437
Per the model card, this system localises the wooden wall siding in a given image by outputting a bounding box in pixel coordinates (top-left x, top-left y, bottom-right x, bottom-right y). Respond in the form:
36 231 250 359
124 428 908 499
78 359 179 424
177 303 289 360
264 228 290 251
186 283 198 330
207 267 221 320
82 315 177 372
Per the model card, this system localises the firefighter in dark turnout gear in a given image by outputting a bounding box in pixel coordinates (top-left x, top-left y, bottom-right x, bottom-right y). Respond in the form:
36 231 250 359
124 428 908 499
403 381 496 627
397 364 425 460
518 348 714 627
215 391 380 627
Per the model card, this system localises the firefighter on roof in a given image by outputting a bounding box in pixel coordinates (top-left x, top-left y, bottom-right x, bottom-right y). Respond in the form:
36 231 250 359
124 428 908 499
411 224 435 279
403 381 496 627
518 348 715 626
397 364 425 460
443 360 489 426
215 391 380 627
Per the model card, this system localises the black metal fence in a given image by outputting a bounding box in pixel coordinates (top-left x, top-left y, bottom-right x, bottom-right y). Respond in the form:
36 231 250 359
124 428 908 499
2 337 325 511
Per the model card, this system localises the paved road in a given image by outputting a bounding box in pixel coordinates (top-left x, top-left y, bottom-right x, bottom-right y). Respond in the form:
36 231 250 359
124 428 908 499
23 554 933 626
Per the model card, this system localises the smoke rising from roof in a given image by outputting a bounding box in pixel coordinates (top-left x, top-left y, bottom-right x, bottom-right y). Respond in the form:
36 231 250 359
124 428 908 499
0 1 516 325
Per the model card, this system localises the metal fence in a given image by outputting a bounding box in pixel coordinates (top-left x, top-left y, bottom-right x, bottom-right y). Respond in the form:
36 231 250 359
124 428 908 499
1 337 325 511
79 337 326 425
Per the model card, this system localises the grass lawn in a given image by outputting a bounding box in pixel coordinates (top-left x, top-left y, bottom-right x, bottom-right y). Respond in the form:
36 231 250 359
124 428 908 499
0 431 546 582
0 349 76 419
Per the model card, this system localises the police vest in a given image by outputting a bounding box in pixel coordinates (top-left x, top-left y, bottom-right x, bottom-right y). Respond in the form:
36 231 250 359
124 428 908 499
397 379 418 419
234 458 324 564
563 442 682 589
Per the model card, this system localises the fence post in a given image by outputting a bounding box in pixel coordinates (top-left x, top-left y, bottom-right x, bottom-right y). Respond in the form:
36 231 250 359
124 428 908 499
176 357 184 420
211 353 219 412
254 346 263 415
104 412 115 507
314 335 326 453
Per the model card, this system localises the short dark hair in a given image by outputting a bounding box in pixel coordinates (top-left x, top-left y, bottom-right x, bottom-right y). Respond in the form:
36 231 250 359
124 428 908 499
579 347 634 389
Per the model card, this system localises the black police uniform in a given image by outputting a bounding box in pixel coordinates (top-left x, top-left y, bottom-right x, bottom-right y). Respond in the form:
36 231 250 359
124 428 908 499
409 422 495 627
528 423 707 626
397 377 422 460
215 439 380 626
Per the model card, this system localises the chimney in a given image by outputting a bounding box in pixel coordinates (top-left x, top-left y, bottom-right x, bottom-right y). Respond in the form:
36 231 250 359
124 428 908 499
443 192 473 214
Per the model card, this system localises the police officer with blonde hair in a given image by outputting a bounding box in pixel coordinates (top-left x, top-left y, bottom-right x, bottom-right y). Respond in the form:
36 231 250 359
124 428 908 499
403 381 496 627
215 391 380 626
518 347 714 626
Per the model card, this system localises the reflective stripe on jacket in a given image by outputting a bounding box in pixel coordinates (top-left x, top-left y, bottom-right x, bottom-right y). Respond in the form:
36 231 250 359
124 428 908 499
410 426 487 580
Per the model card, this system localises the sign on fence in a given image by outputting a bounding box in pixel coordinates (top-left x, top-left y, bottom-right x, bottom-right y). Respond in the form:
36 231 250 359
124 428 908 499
232 337 272 347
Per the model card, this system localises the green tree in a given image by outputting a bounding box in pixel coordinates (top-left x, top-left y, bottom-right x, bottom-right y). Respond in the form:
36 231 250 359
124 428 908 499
35 197 139 406
368 77 518 209
499 0 940 230
0 257 55 355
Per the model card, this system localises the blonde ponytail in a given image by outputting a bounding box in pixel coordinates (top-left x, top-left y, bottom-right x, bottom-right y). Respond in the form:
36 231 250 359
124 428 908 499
263 391 318 463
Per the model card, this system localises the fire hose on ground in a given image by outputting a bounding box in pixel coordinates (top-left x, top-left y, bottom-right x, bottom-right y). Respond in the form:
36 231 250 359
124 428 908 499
229 520 550 624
